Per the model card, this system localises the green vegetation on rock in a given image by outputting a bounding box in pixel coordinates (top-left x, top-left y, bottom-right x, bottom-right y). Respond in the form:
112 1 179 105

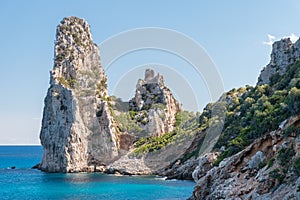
133 131 177 154
293 157 300 176
133 111 198 155
57 76 77 88
277 146 295 166
267 157 275 169
112 110 144 135
270 168 285 184
213 61 300 166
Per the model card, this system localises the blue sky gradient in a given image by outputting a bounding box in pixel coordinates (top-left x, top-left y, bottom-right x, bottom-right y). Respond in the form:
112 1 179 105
0 0 299 144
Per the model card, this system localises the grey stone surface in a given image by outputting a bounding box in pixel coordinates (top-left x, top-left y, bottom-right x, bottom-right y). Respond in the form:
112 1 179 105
257 38 300 85
248 151 265 170
129 69 182 137
189 116 300 199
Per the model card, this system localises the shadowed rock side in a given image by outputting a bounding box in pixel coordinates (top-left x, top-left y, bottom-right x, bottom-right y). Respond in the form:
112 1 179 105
39 17 118 172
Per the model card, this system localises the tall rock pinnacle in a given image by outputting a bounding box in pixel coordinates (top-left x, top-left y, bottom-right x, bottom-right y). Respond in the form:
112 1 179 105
39 17 118 172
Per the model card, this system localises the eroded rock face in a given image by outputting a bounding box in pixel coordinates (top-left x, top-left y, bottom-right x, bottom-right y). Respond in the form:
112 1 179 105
189 115 300 200
39 17 118 172
129 69 182 137
257 38 300 85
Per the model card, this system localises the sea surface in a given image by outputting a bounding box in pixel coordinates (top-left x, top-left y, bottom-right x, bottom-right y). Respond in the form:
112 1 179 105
0 146 194 200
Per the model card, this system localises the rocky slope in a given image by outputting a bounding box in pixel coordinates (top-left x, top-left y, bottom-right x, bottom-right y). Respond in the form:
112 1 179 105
40 17 119 172
190 115 300 199
189 37 300 199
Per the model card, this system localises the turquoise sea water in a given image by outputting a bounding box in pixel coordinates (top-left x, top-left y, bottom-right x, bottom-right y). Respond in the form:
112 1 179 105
0 146 194 199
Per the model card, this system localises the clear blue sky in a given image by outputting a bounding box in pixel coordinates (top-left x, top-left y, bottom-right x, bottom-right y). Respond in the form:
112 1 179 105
0 0 299 144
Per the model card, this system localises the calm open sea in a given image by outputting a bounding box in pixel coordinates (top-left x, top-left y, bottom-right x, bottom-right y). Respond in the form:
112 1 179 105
0 146 194 199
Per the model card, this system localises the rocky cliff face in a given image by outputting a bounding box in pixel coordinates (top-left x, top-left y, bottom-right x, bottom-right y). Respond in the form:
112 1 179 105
189 37 300 199
189 116 300 200
129 69 182 137
39 17 119 172
258 38 300 85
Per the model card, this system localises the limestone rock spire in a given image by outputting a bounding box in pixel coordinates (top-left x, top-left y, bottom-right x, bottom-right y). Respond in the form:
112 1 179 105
39 17 118 172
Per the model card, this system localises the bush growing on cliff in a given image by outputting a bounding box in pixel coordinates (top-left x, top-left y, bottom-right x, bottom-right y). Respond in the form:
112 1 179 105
277 146 295 166
268 60 300 90
267 157 275 169
129 110 138 120
56 76 77 88
150 103 166 111
283 126 300 137
66 78 77 88
270 168 285 184
286 87 300 115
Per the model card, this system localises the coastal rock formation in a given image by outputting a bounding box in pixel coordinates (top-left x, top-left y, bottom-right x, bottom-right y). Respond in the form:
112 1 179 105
39 18 300 200
39 17 184 174
39 17 119 172
258 38 300 85
129 69 182 137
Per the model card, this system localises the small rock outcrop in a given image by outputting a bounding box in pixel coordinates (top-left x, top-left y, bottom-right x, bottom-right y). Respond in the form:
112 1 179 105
39 17 119 172
191 152 220 182
129 69 182 137
105 69 186 175
257 38 300 85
